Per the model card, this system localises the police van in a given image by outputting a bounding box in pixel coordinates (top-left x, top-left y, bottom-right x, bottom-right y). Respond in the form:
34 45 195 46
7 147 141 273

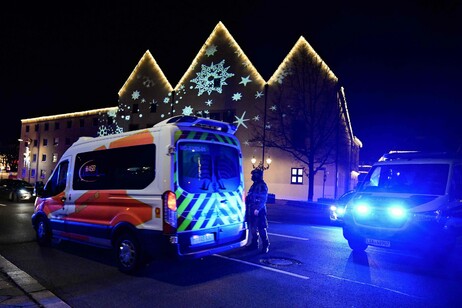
342 151 462 257
32 116 248 273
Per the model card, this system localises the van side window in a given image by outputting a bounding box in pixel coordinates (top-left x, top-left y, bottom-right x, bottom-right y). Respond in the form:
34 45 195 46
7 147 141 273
73 144 155 190
43 160 69 197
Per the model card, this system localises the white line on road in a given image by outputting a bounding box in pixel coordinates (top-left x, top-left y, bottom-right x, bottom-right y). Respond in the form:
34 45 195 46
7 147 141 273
0 204 6 207
214 254 310 280
327 275 424 299
267 232 309 241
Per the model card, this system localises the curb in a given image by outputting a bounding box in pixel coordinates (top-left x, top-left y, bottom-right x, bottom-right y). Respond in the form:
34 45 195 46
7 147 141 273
0 254 70 307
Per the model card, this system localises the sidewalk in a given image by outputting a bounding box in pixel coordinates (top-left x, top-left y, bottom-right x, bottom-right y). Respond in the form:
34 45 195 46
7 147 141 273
0 254 70 308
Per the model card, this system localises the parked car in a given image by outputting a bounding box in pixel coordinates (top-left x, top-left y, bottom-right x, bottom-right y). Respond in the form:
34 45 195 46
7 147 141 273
329 190 356 224
0 179 35 202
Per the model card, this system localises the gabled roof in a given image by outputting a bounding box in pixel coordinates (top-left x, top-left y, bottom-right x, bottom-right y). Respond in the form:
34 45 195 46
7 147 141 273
174 21 265 91
267 36 337 86
118 50 173 98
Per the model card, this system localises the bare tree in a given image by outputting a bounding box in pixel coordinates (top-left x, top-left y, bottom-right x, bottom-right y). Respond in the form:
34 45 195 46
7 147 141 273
251 47 343 202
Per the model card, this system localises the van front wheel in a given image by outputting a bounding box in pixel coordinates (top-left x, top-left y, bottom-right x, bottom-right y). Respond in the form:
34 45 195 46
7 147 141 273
115 233 142 274
35 217 52 246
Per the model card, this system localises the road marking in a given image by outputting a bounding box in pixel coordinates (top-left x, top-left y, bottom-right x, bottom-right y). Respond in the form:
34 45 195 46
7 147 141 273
214 254 310 280
268 232 309 241
327 275 424 299
0 204 6 207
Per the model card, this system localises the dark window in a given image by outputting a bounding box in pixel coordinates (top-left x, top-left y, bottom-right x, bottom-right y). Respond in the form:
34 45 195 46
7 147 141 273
41 154 46 162
43 139 48 146
26 125 30 132
80 119 85 127
67 121 72 128
33 140 38 147
150 102 157 113
44 123 49 131
42 160 69 197
35 124 39 132
32 154 37 162
208 112 221 121
73 144 155 190
54 122 60 130
223 110 235 123
129 124 139 131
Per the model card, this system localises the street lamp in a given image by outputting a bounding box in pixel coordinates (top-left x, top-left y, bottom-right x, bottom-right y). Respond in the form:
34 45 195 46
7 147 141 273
251 155 272 170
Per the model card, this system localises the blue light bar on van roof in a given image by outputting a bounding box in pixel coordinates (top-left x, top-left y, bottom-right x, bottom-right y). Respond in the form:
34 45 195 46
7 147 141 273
166 116 238 134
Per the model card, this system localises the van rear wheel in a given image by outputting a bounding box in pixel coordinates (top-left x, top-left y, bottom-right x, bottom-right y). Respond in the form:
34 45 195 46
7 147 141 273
115 233 142 274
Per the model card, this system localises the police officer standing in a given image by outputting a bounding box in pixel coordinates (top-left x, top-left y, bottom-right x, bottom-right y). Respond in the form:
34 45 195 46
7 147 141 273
246 168 270 253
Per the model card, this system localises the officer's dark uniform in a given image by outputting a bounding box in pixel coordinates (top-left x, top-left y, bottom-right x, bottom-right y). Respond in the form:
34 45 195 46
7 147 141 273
246 168 270 253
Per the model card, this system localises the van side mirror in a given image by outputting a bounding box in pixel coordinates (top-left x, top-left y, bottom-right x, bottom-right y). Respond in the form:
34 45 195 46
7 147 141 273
34 181 44 197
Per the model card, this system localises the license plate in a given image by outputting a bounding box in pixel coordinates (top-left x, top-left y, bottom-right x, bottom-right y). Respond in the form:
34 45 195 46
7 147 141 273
190 233 215 245
366 238 391 247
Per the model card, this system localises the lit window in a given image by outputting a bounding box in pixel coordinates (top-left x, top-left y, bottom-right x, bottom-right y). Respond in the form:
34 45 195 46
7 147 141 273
291 168 304 184
53 153 58 163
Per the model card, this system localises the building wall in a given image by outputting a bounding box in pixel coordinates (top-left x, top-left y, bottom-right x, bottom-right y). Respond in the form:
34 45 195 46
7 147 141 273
18 108 117 184
18 22 361 202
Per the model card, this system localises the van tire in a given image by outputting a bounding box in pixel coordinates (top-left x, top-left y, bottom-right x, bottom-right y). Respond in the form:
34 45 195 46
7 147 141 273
35 217 52 246
115 232 142 274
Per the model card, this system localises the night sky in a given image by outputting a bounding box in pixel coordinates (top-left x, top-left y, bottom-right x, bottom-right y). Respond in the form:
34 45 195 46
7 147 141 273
1 1 461 162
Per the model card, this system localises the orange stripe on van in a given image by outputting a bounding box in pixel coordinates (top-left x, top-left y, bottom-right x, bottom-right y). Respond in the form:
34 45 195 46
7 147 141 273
72 190 153 227
109 130 154 148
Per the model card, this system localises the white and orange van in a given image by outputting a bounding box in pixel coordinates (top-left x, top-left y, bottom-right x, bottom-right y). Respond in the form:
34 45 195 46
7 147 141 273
31 116 248 273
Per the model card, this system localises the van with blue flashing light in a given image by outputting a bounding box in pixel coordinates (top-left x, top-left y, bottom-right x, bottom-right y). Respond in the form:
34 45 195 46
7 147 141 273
342 151 462 257
31 116 247 273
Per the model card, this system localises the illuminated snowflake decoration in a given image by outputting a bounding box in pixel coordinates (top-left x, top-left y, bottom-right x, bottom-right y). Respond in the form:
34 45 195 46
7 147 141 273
205 99 213 106
182 106 194 116
255 91 264 99
239 75 252 86
205 44 218 57
107 109 117 118
131 90 140 100
233 111 249 129
142 76 155 87
190 60 234 96
232 92 242 101
253 115 260 121
97 126 108 136
270 105 277 111
163 97 170 104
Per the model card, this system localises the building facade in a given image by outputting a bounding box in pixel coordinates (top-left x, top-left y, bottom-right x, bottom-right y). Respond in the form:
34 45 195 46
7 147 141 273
18 22 361 202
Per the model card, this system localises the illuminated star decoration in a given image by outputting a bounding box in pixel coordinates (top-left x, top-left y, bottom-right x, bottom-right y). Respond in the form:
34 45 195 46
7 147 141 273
233 111 249 129
270 105 277 111
205 44 218 57
205 99 213 106
182 106 194 116
232 92 242 101
255 91 264 99
131 90 140 100
190 60 235 96
239 75 252 86
253 115 260 121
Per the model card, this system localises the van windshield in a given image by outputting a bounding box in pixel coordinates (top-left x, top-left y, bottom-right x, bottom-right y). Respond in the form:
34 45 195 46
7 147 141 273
178 142 241 193
359 163 449 195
